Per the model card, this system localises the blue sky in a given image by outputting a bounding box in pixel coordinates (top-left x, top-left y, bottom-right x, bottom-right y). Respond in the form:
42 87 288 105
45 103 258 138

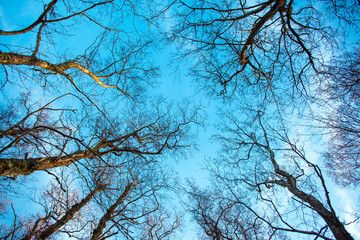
1 1 360 239
0 1 214 238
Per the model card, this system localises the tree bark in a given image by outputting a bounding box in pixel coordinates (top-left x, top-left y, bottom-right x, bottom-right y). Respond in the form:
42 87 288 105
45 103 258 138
0 131 165 176
0 51 119 89
0 150 95 176
285 177 354 240
90 180 137 240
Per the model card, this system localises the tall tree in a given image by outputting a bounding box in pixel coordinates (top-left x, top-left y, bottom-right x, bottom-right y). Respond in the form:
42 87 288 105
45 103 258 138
0 169 95 239
0 153 183 239
0 0 171 177
36 185 104 240
0 97 198 176
166 0 359 98
0 0 157 101
163 1 360 237
90 179 138 240
316 48 360 187
0 1 198 239
186 110 356 239
167 0 345 97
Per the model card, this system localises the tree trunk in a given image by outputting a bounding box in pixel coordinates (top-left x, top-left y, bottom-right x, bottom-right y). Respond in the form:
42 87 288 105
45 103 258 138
0 150 95 176
286 183 354 240
0 132 162 176
268 148 354 240
90 180 137 240
34 186 102 240
239 0 285 64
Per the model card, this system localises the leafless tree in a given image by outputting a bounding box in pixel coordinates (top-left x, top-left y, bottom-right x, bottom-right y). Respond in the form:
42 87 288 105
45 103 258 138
0 168 94 239
88 169 179 239
0 151 183 239
0 2 201 238
127 1 360 239
0 96 199 176
166 0 335 97
0 0 158 102
186 110 356 239
314 48 360 187
186 181 267 240
0 96 198 238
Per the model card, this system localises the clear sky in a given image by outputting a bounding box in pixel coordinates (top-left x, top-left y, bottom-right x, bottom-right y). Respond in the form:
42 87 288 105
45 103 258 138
0 1 214 239
1 1 360 240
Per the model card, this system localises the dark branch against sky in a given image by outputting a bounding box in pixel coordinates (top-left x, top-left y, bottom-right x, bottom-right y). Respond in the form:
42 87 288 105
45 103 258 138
0 0 360 239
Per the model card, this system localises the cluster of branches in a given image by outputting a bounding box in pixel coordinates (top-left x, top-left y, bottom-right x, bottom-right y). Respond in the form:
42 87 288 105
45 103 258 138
1 0 360 239
0 159 182 239
316 49 360 187
155 0 360 239
167 0 337 98
0 89 199 238
187 111 355 239
0 93 199 175
0 0 158 102
0 0 200 239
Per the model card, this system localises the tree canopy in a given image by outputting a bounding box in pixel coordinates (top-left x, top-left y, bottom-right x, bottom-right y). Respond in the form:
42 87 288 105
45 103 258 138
0 0 359 239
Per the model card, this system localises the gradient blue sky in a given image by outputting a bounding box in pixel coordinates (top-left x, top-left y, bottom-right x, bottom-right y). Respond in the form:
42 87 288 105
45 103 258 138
0 1 215 239
1 1 360 239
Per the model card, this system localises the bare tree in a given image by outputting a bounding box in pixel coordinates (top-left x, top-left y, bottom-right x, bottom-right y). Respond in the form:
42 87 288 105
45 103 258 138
186 181 267 240
0 0 165 177
0 0 171 121
0 97 198 238
84 156 183 240
186 110 356 239
0 152 183 239
35 185 104 240
0 0 203 178
0 1 202 239
163 2 360 237
0 97 199 176
90 178 138 239
314 48 360 187
165 0 342 97
0 0 158 102
0 169 94 239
